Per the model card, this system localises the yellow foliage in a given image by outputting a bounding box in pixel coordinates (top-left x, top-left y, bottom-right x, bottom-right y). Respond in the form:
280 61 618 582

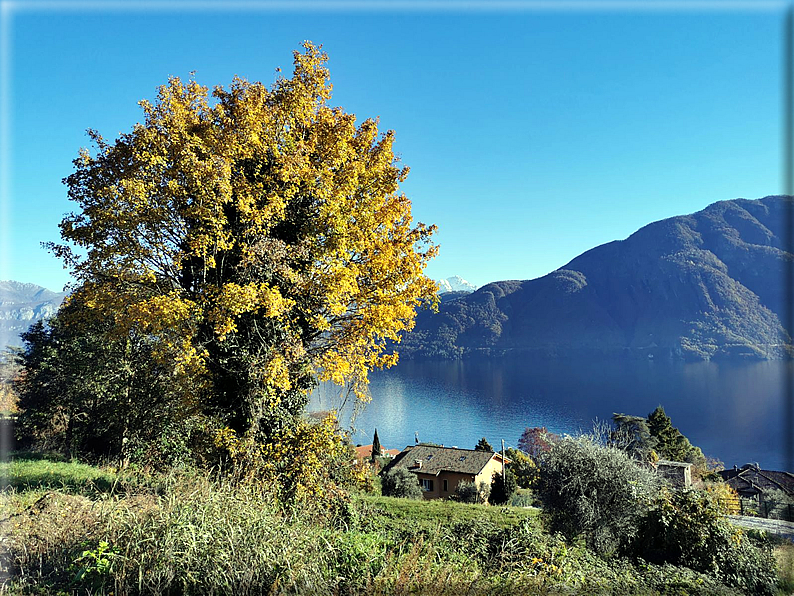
703 481 742 515
52 42 438 436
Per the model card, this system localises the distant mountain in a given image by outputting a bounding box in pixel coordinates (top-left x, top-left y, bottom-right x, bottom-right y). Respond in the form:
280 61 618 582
0 281 68 350
436 276 477 294
403 196 793 361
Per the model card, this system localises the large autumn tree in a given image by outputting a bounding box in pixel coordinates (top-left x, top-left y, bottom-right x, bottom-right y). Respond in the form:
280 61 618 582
51 43 437 444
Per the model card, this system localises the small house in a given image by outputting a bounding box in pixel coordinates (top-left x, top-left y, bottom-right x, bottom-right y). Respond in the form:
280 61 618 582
655 459 692 489
354 444 401 462
381 444 509 500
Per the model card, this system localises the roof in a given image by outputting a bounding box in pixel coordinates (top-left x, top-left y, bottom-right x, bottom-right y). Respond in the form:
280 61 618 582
718 464 794 496
657 460 692 469
381 445 508 477
354 444 401 460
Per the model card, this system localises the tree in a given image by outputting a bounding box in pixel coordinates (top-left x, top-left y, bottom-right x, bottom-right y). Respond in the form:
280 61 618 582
50 43 437 446
474 437 493 452
517 427 560 460
611 413 657 461
0 348 22 415
489 469 517 505
646 407 706 471
371 428 382 462
504 447 537 488
15 298 194 464
536 436 659 556
451 480 490 504
380 467 422 500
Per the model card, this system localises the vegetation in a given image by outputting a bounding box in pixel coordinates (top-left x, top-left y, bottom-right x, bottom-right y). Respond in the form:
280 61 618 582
646 406 707 468
518 427 560 460
634 488 779 595
535 436 660 556
371 428 382 462
45 42 437 461
0 347 21 414
380 467 422 500
15 301 195 464
2 454 790 595
475 436 493 452
489 469 517 505
451 480 490 505
505 447 537 488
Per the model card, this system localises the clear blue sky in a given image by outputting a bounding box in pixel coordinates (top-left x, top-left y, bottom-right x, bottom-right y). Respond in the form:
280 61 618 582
1 1 789 292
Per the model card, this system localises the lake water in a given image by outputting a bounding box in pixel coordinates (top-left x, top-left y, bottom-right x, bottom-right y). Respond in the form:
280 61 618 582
309 357 794 472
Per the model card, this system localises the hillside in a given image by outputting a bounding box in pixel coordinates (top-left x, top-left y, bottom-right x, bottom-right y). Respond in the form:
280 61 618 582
400 196 793 361
0 281 68 350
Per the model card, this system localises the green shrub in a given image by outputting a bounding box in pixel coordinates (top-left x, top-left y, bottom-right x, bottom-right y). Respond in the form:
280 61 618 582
489 470 517 505
536 436 659 556
380 467 422 500
635 488 779 595
451 480 490 504
508 490 535 508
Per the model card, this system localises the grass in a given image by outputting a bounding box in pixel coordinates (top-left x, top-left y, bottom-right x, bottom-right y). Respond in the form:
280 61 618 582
1 453 121 497
0 453 790 595
776 542 794 594
359 494 539 530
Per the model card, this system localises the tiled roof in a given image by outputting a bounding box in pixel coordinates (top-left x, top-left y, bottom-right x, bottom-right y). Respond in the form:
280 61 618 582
381 445 507 477
355 444 401 460
718 465 794 497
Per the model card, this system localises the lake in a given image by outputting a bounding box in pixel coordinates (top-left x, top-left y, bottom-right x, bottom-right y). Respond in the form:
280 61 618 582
309 356 793 472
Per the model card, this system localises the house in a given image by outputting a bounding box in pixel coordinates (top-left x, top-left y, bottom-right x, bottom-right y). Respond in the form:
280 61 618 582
655 459 692 490
354 444 401 462
718 464 794 499
381 444 509 500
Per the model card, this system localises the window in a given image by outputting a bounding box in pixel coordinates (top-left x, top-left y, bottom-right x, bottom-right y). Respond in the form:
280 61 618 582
420 478 434 492
443 479 448 492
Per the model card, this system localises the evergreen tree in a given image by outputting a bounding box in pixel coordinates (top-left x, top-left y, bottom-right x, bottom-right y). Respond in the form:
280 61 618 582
647 406 694 462
371 428 382 462
489 469 517 505
475 437 493 452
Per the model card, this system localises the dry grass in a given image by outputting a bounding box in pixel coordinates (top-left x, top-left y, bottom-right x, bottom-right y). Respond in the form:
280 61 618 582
776 541 794 594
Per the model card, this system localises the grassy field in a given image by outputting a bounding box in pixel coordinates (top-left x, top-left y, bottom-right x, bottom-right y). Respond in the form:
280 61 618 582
0 454 792 595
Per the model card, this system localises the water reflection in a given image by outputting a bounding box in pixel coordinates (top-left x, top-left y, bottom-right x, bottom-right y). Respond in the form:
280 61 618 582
309 357 792 471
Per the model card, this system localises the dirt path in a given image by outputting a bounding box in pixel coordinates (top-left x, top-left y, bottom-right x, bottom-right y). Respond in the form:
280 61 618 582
727 515 794 540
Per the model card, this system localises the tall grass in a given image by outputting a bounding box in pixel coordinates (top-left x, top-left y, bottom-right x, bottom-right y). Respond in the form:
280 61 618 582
1 458 786 595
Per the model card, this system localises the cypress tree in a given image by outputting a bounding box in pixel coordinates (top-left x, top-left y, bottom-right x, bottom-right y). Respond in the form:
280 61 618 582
371 428 382 462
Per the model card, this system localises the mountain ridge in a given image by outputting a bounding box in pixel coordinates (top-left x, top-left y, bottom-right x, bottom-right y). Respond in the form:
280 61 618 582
0 281 69 350
400 196 792 361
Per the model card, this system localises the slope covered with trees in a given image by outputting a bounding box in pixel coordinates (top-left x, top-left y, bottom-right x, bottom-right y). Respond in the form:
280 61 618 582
400 196 792 361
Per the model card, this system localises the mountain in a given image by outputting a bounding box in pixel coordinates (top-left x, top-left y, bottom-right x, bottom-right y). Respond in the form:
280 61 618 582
436 276 477 294
403 196 793 361
0 281 68 350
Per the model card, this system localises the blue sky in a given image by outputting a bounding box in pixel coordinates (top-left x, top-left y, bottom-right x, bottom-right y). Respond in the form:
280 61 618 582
1 1 789 292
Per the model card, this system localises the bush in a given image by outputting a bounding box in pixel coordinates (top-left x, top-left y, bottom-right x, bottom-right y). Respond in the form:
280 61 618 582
504 448 537 489
489 470 517 505
634 488 779 595
451 480 490 504
536 436 659 556
380 467 422 500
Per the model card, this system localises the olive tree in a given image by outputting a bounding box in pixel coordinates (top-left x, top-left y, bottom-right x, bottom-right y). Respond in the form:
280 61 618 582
536 436 659 555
